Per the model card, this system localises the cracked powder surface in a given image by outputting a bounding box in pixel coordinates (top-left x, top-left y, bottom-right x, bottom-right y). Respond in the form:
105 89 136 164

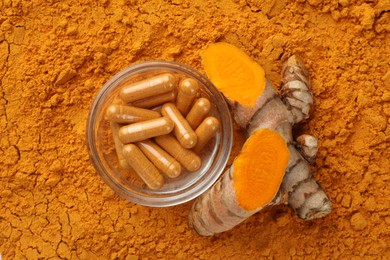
0 0 389 259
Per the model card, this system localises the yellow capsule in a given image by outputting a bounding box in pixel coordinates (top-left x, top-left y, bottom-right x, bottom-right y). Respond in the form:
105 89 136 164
105 104 161 124
161 103 198 149
118 117 174 144
176 78 199 115
122 144 164 190
193 117 220 153
110 122 130 169
186 98 211 129
120 73 177 103
154 135 201 172
131 91 176 108
137 140 182 178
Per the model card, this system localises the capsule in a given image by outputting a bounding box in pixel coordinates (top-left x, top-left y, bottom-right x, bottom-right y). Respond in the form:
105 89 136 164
131 91 176 108
118 117 174 144
176 78 199 115
193 117 220 153
110 122 130 169
161 103 198 149
105 104 160 124
137 140 182 178
122 144 164 190
154 135 201 172
119 73 177 103
186 98 211 129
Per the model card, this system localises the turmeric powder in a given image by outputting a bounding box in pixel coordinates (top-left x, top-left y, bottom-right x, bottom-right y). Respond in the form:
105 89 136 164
1 0 389 258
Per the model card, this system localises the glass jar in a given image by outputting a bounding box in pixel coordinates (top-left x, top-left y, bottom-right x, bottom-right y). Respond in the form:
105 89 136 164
86 60 232 207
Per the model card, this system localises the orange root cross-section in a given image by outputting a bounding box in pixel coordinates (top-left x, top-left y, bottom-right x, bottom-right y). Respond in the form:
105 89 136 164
202 42 266 107
233 128 290 211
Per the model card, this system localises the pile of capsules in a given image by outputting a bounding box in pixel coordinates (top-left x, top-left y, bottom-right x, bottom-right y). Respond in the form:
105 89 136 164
105 73 220 190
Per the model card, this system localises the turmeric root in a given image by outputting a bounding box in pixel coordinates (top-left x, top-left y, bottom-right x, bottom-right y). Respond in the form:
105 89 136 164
189 42 331 236
190 129 290 236
296 134 318 164
281 55 313 124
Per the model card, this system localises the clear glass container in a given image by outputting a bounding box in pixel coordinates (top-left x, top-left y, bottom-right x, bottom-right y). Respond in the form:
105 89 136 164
86 61 232 207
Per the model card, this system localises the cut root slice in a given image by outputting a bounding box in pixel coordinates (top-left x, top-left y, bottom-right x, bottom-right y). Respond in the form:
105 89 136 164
202 42 266 107
233 128 290 211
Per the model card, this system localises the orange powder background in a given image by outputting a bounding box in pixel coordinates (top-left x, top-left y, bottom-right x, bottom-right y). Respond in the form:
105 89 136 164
0 0 389 259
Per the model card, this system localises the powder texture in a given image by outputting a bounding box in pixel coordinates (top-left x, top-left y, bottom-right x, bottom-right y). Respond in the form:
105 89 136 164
0 0 389 259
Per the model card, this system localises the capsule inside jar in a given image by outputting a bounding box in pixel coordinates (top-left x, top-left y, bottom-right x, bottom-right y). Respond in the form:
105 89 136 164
120 73 177 103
